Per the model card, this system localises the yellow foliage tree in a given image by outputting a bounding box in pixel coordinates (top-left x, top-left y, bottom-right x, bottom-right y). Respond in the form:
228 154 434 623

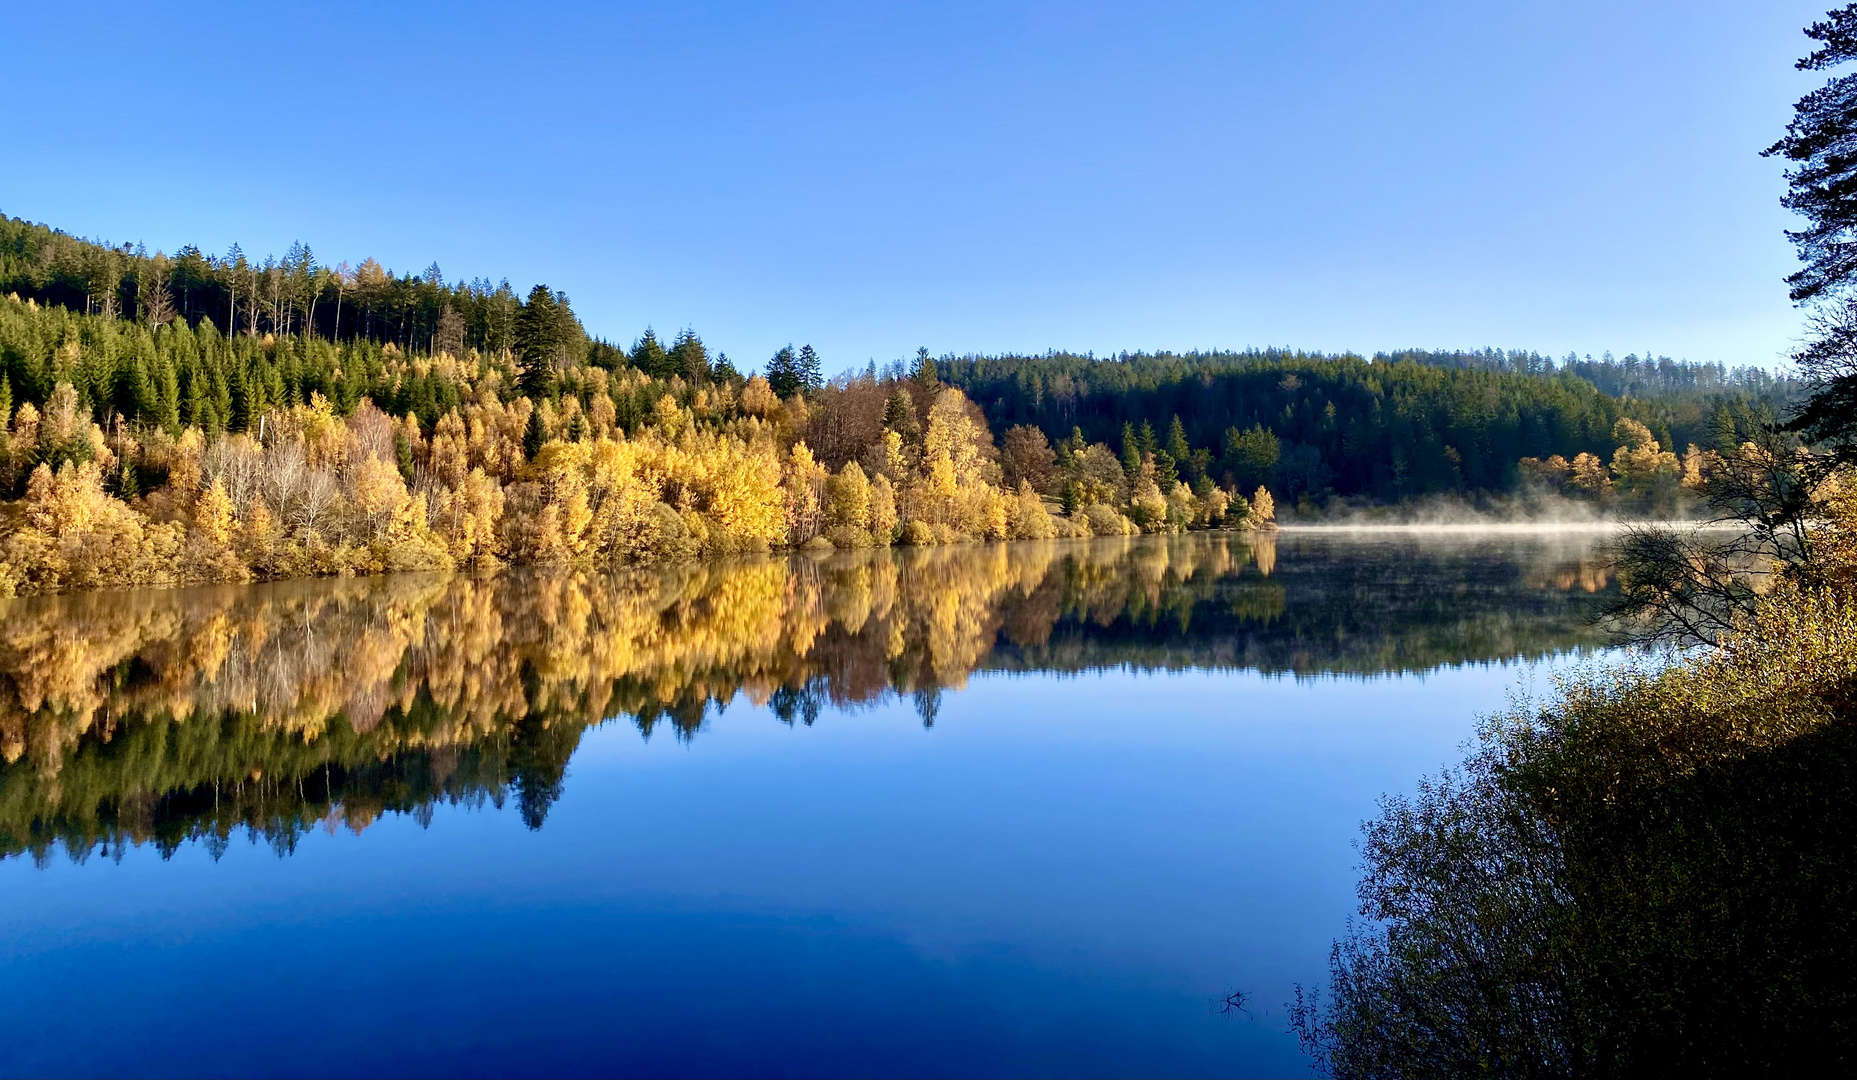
782 442 827 546
825 461 874 548
1250 486 1276 527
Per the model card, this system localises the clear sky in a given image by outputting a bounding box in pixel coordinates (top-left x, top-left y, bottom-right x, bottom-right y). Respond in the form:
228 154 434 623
0 1 1834 373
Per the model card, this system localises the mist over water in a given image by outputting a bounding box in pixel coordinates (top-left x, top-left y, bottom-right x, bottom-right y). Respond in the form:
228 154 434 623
1282 521 1630 534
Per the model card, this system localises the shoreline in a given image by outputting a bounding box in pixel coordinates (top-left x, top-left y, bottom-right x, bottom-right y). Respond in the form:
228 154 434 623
1275 520 1727 534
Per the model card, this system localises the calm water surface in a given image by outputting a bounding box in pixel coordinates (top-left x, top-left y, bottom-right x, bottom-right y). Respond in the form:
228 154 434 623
0 532 1617 1078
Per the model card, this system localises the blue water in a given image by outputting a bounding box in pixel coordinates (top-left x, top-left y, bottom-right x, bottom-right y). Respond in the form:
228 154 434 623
0 534 1613 1077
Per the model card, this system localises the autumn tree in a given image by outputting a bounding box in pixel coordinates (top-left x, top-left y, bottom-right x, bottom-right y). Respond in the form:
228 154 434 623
739 375 779 418
1000 424 1057 493
824 461 874 546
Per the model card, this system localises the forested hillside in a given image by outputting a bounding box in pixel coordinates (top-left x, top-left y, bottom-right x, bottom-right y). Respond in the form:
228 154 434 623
0 210 1794 594
936 347 1797 502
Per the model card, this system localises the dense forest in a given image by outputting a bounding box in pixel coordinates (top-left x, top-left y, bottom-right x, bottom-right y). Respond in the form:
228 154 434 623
0 210 1791 594
935 346 1796 503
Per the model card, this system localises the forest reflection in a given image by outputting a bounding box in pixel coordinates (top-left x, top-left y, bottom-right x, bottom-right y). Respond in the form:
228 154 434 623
0 532 1614 864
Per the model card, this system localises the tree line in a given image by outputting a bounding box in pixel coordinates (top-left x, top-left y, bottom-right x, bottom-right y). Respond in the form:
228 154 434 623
0 206 1799 598
933 346 1793 504
0 287 1282 595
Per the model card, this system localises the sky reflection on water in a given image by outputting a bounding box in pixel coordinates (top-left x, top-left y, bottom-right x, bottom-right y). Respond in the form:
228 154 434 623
0 534 1615 1078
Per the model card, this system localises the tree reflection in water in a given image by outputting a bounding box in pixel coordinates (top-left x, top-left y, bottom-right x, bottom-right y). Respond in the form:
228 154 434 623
0 532 1614 865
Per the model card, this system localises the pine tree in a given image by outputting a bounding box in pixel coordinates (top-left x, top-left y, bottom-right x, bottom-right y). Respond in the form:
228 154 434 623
1165 415 1193 484
209 365 232 430
632 328 671 379
1766 4 1857 304
670 328 710 382
796 344 822 391
883 388 921 445
184 371 208 431
394 429 416 483
514 285 562 399
1713 405 1739 453
155 354 181 434
1153 449 1178 488
523 406 546 460
1769 6 1857 454
1167 415 1191 463
123 352 155 425
228 360 255 432
766 345 801 397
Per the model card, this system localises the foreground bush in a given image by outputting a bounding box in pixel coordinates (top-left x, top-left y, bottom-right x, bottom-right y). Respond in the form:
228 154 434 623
1295 582 1857 1076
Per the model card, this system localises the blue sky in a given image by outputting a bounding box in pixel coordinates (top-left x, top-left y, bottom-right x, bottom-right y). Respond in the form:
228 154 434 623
1 1 1832 372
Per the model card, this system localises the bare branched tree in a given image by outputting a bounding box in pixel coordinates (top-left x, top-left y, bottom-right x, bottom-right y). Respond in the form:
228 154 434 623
1607 425 1828 645
434 304 465 358
138 258 176 328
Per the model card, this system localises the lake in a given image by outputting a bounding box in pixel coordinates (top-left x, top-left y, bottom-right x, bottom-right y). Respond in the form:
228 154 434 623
0 531 1618 1078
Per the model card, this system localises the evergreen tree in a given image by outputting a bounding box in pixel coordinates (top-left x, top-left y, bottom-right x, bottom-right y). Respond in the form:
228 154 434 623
883 388 921 445
1771 4 1857 457
514 285 563 399
766 345 801 397
796 344 823 391
523 405 546 460
670 328 710 382
1767 4 1857 305
184 370 209 431
1223 424 1281 492
1167 415 1191 464
1714 405 1739 453
155 354 180 434
1153 451 1178 488
632 328 671 379
394 429 416 482
228 360 255 431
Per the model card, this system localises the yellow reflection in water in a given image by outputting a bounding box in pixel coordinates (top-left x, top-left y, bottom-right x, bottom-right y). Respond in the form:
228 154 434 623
0 533 1608 862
